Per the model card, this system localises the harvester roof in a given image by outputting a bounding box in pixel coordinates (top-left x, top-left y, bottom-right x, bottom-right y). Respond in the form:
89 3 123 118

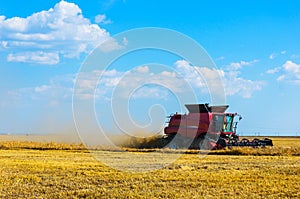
185 104 229 113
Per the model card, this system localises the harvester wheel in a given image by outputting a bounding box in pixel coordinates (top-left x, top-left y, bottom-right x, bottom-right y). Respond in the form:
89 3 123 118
199 139 210 150
241 138 249 146
189 137 201 149
263 138 273 146
166 134 183 149
168 142 179 149
216 138 226 149
252 138 259 147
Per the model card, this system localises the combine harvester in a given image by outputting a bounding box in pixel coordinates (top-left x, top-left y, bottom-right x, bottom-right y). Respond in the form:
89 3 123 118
164 103 273 149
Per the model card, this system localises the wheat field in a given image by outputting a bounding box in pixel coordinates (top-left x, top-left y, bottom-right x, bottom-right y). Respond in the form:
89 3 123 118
0 135 299 198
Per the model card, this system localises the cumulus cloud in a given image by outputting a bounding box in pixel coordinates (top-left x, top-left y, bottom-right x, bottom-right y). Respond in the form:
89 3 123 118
94 14 112 24
0 1 114 65
276 75 285 82
266 67 281 74
291 54 300 59
131 86 170 100
215 56 225 61
34 85 51 93
74 69 124 100
77 60 262 99
134 65 149 73
98 37 128 53
8 60 264 105
269 51 286 60
227 59 259 70
175 60 219 89
7 51 59 65
269 53 277 60
224 71 264 98
283 60 300 74
176 60 263 98
8 75 74 106
277 60 300 84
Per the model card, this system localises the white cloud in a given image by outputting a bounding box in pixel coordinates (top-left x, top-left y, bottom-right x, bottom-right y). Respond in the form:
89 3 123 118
0 1 114 65
277 60 300 84
8 76 74 106
38 67 176 101
134 66 149 73
215 56 225 61
291 54 300 59
266 67 281 74
74 60 264 99
8 59 264 105
176 60 263 98
269 51 286 60
112 69 184 99
131 86 170 100
160 71 176 77
7 51 59 65
175 60 206 88
269 53 277 60
95 14 112 24
98 37 127 52
227 59 259 70
277 75 285 81
74 69 124 100
283 60 300 74
122 37 128 46
224 71 264 98
34 85 51 92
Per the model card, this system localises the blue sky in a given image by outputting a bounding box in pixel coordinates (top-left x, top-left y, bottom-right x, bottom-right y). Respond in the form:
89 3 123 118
0 0 300 136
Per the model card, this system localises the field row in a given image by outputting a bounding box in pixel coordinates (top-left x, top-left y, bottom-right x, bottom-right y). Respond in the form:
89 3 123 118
0 137 299 198
0 149 299 198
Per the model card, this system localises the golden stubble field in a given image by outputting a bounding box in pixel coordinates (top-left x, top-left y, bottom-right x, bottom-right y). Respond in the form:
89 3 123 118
0 135 299 198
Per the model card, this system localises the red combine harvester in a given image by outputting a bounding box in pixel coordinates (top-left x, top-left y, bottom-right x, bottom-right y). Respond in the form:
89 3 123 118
164 103 273 149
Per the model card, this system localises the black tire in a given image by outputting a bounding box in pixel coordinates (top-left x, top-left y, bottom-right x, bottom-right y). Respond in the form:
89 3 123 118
189 138 201 149
263 138 273 146
199 139 210 150
241 138 249 146
217 138 226 149
168 142 179 149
